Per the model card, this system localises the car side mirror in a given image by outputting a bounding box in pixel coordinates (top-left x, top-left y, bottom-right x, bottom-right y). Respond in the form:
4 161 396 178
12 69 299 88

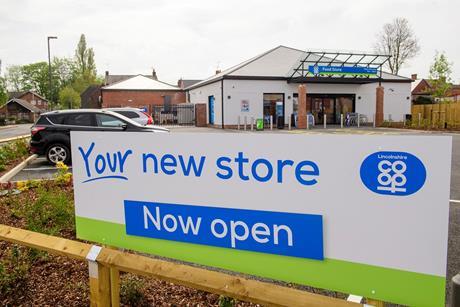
121 124 128 130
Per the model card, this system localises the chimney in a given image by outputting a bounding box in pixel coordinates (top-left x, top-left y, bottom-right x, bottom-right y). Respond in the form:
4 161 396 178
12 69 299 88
105 71 109 85
177 78 184 89
152 69 158 80
411 73 418 80
215 69 222 75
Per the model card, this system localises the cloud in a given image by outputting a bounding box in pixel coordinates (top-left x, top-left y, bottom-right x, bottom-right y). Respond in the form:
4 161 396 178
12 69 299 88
1 0 459 83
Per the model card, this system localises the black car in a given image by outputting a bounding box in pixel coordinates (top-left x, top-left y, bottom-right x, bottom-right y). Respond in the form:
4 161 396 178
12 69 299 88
30 109 169 164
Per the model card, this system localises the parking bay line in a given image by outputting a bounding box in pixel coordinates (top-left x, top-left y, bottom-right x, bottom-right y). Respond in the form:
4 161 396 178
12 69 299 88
451 199 460 204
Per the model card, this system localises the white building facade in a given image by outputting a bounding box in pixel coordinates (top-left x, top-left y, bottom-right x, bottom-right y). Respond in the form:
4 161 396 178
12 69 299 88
187 46 412 128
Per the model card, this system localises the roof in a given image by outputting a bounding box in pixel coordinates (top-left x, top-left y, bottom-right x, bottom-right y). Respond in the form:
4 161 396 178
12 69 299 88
8 90 48 102
80 85 101 99
3 98 43 113
102 75 180 91
187 45 412 90
181 79 202 88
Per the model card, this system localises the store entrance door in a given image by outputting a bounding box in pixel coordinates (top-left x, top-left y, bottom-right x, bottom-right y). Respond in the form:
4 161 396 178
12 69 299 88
308 94 355 125
263 93 285 128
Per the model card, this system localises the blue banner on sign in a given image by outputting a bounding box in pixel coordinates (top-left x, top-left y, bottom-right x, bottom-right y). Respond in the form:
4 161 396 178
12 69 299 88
308 65 378 76
124 200 324 260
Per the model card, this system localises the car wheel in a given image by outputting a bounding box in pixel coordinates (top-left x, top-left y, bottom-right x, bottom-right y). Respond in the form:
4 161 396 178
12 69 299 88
46 143 70 165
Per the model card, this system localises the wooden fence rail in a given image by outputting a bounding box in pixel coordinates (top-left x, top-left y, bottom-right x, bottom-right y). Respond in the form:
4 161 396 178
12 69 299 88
0 224 361 307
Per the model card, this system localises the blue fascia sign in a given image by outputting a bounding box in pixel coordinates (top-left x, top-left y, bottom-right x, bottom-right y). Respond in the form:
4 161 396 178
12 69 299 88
124 200 324 260
308 65 378 76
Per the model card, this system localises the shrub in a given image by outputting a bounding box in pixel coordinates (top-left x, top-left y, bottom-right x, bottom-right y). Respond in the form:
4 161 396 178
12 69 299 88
0 139 29 170
120 274 148 306
219 295 236 307
0 245 30 297
23 185 74 235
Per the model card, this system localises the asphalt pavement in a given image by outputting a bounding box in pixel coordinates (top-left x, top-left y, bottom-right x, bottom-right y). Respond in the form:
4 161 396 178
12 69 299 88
0 124 32 140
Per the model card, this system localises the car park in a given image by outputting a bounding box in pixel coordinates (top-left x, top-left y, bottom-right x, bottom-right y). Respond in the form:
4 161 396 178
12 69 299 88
105 107 153 126
30 109 168 165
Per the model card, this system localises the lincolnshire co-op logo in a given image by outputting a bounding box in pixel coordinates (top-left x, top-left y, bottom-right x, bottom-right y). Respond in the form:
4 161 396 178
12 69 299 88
360 151 426 196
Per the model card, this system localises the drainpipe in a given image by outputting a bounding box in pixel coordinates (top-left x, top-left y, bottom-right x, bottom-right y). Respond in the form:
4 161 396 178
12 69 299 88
221 79 224 129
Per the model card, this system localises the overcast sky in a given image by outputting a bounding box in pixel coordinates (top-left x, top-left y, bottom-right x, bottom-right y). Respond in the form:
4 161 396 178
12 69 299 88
1 0 459 85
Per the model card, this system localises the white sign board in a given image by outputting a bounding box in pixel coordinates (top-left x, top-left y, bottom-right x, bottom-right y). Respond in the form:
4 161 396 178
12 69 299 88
71 132 451 306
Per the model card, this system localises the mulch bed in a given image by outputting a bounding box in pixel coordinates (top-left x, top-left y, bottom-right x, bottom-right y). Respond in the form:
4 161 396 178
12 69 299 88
0 157 28 179
0 184 259 306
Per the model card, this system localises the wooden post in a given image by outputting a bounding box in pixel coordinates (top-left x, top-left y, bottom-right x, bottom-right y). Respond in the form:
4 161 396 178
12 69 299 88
110 268 120 307
87 245 111 307
89 262 111 307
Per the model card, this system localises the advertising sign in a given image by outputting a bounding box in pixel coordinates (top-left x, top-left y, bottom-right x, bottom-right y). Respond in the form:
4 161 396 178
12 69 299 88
308 65 378 76
72 132 451 306
241 100 250 112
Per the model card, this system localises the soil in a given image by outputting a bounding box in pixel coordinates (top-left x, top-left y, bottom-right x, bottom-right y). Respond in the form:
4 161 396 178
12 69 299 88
0 184 260 306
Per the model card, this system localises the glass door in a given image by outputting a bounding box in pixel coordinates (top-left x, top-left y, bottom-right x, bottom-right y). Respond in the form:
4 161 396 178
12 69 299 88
308 94 355 125
263 94 284 128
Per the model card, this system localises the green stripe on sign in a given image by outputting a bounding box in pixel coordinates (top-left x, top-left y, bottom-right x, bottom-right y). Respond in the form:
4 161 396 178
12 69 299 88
76 216 445 307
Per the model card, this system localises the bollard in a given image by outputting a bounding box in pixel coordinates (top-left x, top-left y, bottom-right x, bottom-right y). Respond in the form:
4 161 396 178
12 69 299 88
418 113 421 127
453 274 460 307
250 117 254 131
237 116 240 130
288 115 291 130
306 115 310 130
270 115 273 131
323 114 327 129
357 114 360 128
340 114 343 128
373 113 376 128
244 116 247 131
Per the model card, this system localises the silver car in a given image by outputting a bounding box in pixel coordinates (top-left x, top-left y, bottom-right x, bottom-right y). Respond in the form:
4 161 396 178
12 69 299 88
105 107 153 126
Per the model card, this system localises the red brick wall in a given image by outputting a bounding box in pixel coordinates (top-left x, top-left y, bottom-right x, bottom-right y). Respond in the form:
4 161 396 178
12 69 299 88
20 92 48 110
101 90 186 113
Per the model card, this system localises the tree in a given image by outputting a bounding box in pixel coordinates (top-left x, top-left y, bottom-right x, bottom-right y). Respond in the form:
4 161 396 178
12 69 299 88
374 18 420 75
59 86 81 109
429 52 453 99
5 65 23 92
75 34 97 77
16 62 49 97
0 77 8 105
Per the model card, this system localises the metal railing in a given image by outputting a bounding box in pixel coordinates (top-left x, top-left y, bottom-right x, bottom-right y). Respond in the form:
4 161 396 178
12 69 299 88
152 104 195 126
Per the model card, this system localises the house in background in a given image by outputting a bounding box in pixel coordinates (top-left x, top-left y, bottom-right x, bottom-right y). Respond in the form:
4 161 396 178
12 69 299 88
0 98 44 123
80 85 102 108
8 91 49 110
411 74 460 103
101 72 186 113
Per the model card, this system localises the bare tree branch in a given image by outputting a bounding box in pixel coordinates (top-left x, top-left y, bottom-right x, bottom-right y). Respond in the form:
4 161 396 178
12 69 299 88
374 17 420 75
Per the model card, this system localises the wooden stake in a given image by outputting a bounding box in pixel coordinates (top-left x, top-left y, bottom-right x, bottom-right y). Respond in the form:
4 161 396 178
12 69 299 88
110 268 120 307
89 262 111 307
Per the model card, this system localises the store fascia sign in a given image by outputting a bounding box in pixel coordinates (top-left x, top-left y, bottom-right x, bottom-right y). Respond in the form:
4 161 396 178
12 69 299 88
308 64 378 76
72 132 451 307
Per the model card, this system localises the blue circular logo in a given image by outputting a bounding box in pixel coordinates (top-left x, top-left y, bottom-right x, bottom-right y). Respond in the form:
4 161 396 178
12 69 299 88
360 151 426 196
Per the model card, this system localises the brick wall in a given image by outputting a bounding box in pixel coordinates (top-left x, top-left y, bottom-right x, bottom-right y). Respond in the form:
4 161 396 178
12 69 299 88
20 92 48 110
101 90 186 113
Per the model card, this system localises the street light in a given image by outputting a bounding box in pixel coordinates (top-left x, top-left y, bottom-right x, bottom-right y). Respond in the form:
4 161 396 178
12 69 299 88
47 36 57 108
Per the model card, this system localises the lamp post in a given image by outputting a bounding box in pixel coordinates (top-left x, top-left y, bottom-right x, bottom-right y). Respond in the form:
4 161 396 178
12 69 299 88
47 36 57 107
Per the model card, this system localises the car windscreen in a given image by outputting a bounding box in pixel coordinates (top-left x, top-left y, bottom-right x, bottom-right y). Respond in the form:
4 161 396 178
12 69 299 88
106 111 143 127
115 110 140 119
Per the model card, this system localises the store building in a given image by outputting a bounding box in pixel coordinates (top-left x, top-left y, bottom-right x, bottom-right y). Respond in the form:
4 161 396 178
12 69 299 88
186 45 412 128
